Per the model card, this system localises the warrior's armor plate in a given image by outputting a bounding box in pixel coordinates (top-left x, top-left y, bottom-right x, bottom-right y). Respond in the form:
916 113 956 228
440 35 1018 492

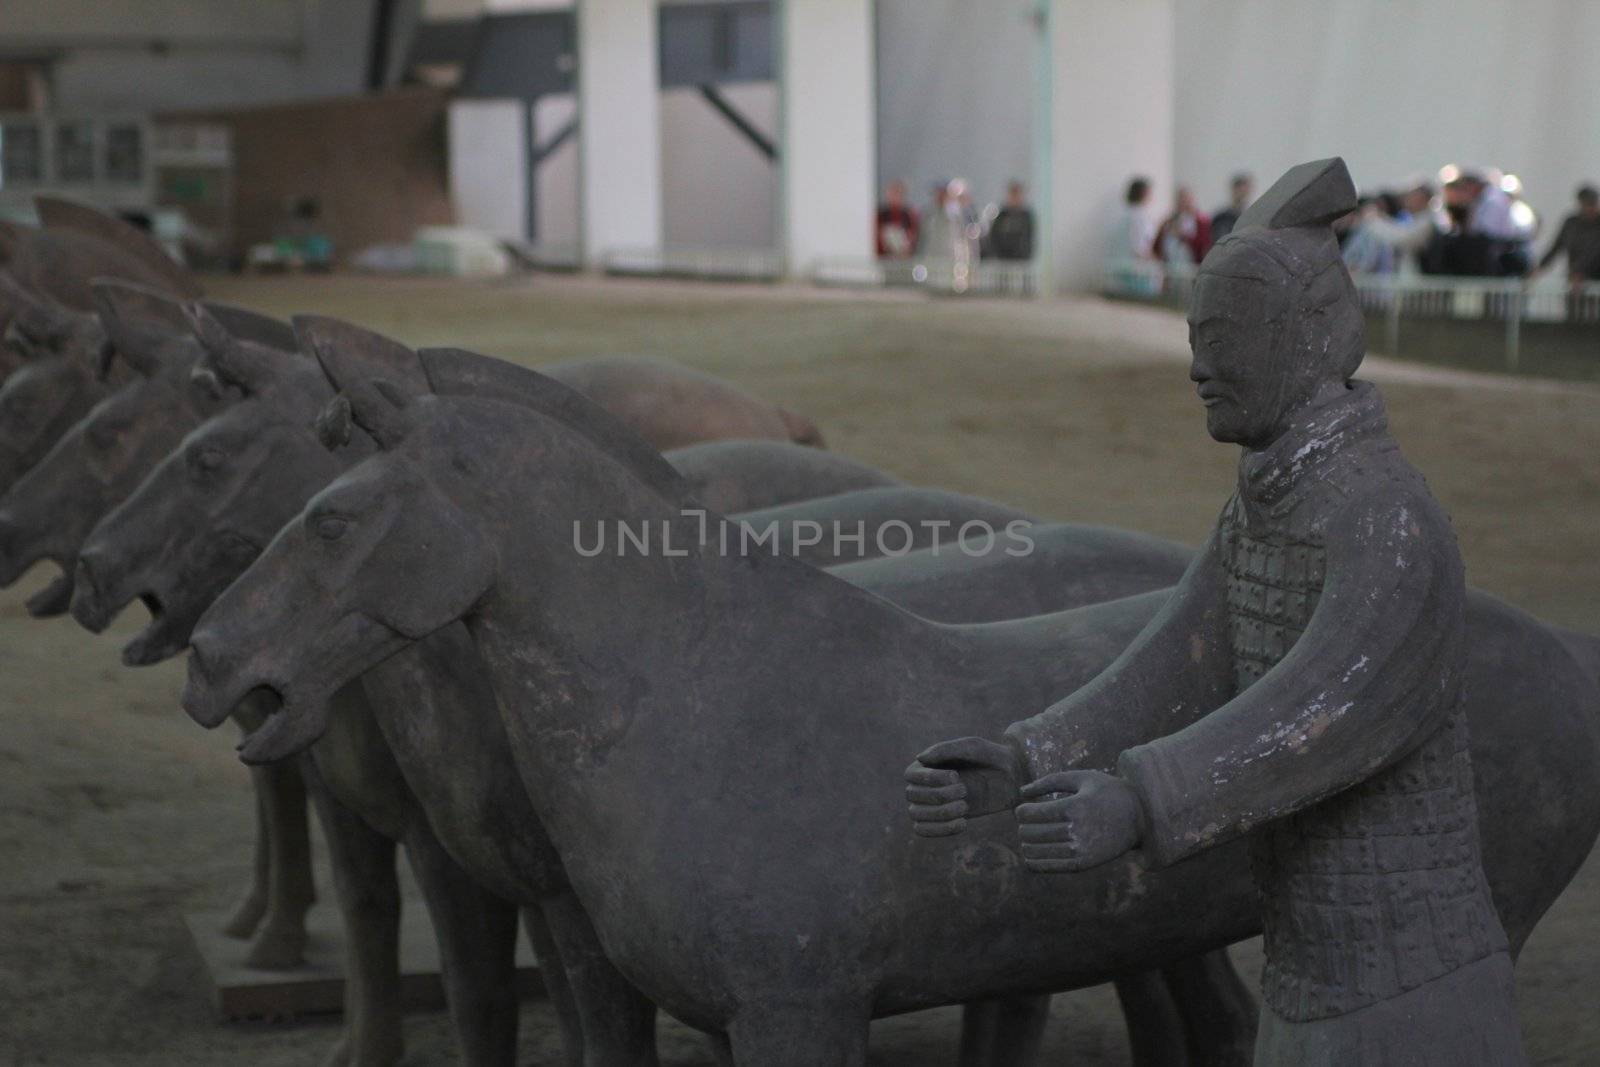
1007 383 1511 1027
1217 493 1504 1020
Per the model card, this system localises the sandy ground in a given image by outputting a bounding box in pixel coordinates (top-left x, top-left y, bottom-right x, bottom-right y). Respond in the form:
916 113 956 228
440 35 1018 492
2 273 1598 1065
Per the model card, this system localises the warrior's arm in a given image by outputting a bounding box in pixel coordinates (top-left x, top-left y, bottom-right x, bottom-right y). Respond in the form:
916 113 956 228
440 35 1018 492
1116 493 1465 868
1002 528 1235 781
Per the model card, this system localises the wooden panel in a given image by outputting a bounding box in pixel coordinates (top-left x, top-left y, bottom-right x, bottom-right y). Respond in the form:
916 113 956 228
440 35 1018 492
166 88 458 265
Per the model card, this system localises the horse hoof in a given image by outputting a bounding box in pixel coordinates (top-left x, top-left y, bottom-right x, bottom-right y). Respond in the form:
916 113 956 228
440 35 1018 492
220 892 267 940
324 1033 404 1067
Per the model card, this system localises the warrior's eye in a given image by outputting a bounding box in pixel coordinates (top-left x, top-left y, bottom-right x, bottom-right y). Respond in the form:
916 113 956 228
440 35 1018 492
315 516 349 542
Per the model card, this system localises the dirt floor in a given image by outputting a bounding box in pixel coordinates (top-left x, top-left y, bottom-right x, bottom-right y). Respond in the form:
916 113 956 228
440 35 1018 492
2 273 1598 1065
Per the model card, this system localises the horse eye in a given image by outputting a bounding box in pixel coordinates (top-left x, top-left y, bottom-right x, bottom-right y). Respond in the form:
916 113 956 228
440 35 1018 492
315 516 349 541
190 446 225 474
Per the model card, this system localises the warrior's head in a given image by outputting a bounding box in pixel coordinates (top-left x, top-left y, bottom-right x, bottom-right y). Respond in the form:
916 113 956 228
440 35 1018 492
1188 158 1363 449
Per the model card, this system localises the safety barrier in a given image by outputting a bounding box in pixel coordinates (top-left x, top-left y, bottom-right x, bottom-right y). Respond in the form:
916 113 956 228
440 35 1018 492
1111 264 1600 376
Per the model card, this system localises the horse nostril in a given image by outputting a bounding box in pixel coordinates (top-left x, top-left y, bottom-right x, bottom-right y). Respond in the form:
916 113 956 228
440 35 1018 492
75 550 100 590
187 632 215 680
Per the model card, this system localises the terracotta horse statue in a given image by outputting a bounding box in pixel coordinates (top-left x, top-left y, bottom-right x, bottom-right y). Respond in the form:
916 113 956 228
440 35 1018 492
178 360 1600 1066
78 316 1213 1064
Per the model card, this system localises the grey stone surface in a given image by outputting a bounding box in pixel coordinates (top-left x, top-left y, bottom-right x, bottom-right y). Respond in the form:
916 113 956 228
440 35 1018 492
173 328 1597 1064
910 158 1535 1066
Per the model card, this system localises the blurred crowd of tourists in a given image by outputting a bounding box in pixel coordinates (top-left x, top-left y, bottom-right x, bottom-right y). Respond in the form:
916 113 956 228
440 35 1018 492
1109 167 1600 298
874 178 1036 265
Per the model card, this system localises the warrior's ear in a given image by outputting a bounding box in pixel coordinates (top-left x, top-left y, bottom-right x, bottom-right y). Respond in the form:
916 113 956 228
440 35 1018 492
92 279 188 378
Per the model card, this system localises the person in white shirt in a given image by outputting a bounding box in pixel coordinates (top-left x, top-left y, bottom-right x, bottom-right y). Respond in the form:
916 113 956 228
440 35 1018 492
1107 176 1162 296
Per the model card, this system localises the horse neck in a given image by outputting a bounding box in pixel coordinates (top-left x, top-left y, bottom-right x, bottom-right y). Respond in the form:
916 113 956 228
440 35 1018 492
458 436 927 780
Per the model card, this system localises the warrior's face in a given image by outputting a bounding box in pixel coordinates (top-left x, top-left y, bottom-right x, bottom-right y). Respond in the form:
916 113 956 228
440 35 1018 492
1187 272 1292 448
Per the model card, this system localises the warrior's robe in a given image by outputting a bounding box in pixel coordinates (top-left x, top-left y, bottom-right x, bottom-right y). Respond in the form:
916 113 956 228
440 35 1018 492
1006 382 1526 1065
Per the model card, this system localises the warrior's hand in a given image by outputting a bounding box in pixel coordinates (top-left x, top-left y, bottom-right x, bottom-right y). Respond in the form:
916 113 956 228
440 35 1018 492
905 736 1025 838
1015 770 1142 873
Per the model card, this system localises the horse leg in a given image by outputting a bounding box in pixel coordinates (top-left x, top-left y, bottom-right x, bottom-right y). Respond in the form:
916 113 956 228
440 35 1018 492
220 783 270 939
958 995 1051 1066
243 755 316 969
404 828 521 1066
1160 950 1257 1067
1115 971 1192 1067
523 905 587 1067
724 1004 869 1067
540 887 660 1066
311 780 403 1067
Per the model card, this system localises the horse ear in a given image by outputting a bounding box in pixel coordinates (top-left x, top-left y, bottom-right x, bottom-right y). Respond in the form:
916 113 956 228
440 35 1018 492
0 270 85 353
315 394 355 451
34 196 202 299
183 302 284 395
91 279 189 378
294 315 429 399
341 380 415 450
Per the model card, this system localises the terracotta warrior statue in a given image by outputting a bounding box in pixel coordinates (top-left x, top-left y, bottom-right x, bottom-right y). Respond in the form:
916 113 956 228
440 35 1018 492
906 158 1528 1064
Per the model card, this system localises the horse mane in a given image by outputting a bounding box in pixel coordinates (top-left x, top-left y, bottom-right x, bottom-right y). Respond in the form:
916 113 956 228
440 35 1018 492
203 303 299 354
34 196 202 298
418 347 694 508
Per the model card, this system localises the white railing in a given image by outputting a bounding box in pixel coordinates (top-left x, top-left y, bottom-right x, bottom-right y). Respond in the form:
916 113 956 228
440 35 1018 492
1109 264 1600 375
812 256 1038 297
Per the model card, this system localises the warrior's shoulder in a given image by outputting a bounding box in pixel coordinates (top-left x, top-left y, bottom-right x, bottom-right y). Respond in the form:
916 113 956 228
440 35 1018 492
1322 451 1455 545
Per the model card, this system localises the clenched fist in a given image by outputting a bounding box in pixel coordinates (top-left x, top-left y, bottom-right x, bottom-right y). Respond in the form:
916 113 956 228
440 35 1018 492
1015 770 1142 873
904 736 1026 838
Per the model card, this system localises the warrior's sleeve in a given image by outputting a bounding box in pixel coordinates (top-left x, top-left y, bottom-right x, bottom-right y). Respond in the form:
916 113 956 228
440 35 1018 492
1116 490 1466 868
1003 528 1236 781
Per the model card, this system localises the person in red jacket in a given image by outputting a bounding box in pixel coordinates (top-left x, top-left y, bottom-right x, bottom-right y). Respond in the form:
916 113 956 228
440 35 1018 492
875 180 921 259
1154 185 1213 266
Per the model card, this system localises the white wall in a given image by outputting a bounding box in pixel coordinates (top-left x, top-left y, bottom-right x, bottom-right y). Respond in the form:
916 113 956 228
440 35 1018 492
534 93 581 250
449 99 528 240
875 0 1035 215
779 0 876 271
576 0 662 261
1045 0 1174 290
1175 0 1600 234
661 83 778 249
